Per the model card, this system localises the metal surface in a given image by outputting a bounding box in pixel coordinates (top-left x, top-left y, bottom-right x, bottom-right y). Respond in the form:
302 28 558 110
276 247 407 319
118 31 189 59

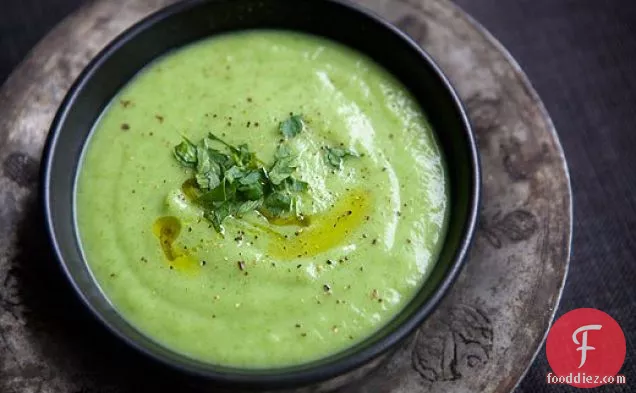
0 0 571 392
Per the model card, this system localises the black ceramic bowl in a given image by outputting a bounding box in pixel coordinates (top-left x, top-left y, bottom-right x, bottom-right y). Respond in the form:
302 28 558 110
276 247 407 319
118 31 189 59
42 0 480 390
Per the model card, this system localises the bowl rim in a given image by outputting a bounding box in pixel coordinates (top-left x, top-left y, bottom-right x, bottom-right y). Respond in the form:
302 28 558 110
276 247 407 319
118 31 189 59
41 0 480 388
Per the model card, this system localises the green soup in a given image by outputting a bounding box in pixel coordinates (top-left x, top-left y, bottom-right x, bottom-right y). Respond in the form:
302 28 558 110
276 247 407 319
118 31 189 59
76 30 448 368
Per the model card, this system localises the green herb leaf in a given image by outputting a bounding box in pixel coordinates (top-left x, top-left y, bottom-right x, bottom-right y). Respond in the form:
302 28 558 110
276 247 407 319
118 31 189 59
224 166 245 183
325 146 357 169
286 177 309 193
237 170 264 200
279 114 303 138
238 170 261 185
269 159 295 185
240 182 264 200
236 199 263 217
174 139 197 168
269 145 297 185
195 170 221 191
275 144 292 160
236 144 258 168
197 184 227 208
193 145 222 190
196 145 210 173
204 201 237 234
264 191 293 216
208 149 234 171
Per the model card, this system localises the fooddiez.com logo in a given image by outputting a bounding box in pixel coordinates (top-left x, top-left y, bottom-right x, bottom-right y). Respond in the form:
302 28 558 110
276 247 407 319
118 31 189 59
546 308 627 388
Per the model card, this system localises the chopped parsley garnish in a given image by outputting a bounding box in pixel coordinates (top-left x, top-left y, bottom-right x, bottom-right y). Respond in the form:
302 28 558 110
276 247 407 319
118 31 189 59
173 138 197 168
279 114 303 138
325 146 358 169
173 132 308 234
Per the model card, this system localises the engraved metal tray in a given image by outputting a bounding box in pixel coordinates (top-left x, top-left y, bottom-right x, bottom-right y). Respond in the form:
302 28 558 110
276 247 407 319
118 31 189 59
0 0 571 391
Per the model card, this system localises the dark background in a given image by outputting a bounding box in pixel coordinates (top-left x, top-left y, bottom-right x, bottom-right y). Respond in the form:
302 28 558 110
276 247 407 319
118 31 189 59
1 0 634 392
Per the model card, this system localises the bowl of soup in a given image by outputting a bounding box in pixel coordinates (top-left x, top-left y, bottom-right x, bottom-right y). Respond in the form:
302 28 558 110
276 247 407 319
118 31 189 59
42 0 479 389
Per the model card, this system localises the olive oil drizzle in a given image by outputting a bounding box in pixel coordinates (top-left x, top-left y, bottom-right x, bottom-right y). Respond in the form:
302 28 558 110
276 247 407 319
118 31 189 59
152 216 197 272
267 189 370 259
237 189 370 260
153 189 369 267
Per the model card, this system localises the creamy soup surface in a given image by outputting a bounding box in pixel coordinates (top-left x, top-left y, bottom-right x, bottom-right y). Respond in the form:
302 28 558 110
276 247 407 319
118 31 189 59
76 30 448 367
